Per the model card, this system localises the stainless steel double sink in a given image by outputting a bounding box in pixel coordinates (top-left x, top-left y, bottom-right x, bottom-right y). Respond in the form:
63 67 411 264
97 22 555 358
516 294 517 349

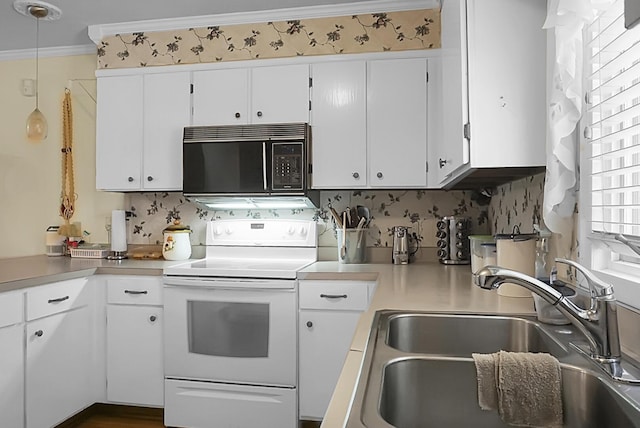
346 311 640 427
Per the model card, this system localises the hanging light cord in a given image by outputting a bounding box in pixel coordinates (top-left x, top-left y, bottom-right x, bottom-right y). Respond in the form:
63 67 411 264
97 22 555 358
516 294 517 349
60 89 75 223
35 14 39 109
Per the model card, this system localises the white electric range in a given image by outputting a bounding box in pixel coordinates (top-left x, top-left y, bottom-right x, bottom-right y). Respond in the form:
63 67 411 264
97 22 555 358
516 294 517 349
163 218 317 428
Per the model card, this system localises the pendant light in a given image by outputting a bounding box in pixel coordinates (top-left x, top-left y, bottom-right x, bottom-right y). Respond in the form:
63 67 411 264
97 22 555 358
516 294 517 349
13 1 62 142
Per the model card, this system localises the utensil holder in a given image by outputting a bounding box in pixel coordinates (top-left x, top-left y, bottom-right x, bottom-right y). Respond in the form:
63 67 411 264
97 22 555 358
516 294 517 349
337 229 366 264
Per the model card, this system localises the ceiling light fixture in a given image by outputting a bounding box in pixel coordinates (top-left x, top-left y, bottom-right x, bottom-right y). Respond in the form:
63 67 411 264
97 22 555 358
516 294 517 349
13 0 62 142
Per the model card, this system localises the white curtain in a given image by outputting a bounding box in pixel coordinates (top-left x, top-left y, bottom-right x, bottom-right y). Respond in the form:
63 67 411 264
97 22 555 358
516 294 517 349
542 0 613 234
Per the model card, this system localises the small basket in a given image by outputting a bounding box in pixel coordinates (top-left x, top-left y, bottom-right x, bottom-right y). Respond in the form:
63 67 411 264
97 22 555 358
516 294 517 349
70 247 109 259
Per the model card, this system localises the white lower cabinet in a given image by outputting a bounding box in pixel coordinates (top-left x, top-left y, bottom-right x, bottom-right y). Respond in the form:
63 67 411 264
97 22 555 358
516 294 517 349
107 305 164 406
26 305 92 428
0 291 23 428
298 280 375 420
106 276 164 407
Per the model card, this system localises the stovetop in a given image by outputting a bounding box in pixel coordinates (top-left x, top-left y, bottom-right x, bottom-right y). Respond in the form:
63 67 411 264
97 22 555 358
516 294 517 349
163 219 317 280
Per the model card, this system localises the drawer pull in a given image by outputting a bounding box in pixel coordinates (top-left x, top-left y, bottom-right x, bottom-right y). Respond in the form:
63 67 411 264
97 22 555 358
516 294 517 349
320 294 348 299
35 330 43 337
150 315 157 322
306 321 313 328
48 296 69 304
124 290 148 295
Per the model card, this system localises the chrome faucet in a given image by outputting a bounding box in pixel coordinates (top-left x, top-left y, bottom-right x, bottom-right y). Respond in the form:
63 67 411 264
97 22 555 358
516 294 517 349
473 258 640 384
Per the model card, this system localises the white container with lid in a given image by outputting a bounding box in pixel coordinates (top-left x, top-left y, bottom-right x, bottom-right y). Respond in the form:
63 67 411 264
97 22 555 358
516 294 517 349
469 235 494 273
495 227 537 298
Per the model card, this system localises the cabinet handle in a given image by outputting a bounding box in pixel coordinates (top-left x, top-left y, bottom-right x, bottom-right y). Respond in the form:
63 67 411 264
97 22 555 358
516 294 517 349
127 176 134 182
352 172 359 179
376 172 383 179
256 111 263 117
320 294 348 299
235 112 241 118
48 296 69 304
124 290 148 295
35 330 43 337
438 158 447 168
150 315 157 322
147 176 153 182
306 321 313 328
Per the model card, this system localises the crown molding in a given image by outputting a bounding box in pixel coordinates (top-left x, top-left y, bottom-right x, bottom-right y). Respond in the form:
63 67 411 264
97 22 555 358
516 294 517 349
88 0 440 45
0 44 95 61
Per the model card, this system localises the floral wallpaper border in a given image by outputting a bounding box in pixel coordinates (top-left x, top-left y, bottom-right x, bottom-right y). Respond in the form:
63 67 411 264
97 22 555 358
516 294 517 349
97 9 440 69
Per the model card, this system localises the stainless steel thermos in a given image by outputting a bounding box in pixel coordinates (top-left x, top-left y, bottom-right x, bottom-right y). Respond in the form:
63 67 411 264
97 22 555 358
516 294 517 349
392 226 410 265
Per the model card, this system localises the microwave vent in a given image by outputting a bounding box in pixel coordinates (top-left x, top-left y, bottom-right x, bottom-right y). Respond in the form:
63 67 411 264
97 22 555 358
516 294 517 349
184 123 309 143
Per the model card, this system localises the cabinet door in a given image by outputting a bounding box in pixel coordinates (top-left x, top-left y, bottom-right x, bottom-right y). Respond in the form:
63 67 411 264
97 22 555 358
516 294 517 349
143 72 191 190
26 307 92 428
0 324 23 428
107 305 164 406
299 310 361 420
466 0 546 168
437 0 469 182
96 75 144 190
310 61 367 188
368 58 428 187
192 68 249 125
251 64 310 124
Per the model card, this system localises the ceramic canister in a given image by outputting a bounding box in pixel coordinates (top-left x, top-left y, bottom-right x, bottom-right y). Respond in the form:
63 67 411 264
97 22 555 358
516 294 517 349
495 228 538 298
162 222 192 261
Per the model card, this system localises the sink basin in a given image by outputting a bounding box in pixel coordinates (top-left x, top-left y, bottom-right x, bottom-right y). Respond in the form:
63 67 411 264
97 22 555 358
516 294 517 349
346 311 640 427
378 358 640 428
385 313 567 357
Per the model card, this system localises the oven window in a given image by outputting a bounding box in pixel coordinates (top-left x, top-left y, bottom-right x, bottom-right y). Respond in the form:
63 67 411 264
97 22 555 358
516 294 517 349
187 301 269 358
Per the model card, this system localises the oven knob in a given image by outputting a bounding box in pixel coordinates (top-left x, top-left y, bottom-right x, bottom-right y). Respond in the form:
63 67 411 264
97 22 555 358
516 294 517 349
288 226 295 235
299 227 307 236
213 226 223 236
225 227 232 234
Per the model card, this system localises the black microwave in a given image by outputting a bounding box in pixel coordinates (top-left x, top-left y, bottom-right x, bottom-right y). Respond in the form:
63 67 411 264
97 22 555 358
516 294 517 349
182 123 313 197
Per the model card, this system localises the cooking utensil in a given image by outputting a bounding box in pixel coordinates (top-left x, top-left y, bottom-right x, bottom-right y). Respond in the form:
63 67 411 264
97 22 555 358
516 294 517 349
340 212 347 260
329 207 343 228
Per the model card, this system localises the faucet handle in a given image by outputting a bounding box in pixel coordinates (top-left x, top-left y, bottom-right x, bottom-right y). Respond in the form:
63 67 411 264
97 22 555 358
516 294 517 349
555 258 614 299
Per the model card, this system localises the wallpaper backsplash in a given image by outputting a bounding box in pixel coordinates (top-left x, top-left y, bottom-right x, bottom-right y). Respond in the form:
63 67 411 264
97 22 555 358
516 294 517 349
124 172 580 269
125 189 490 251
98 9 440 69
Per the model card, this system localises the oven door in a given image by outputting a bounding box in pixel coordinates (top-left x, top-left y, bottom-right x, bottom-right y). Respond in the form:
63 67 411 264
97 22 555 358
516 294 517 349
163 277 297 386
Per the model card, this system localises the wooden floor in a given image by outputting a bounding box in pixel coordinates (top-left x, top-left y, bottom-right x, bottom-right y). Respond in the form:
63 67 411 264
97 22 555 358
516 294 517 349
58 404 321 428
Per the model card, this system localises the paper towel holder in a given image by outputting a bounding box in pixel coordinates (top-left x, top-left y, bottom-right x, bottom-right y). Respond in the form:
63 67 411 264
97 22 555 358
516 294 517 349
107 210 129 260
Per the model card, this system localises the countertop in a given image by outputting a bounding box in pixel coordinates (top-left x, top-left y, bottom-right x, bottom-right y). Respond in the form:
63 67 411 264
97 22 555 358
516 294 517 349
299 261 538 427
1 255 538 427
0 255 176 293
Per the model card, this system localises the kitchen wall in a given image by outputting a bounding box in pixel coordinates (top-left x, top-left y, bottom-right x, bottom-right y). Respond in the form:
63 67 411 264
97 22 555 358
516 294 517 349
0 54 124 259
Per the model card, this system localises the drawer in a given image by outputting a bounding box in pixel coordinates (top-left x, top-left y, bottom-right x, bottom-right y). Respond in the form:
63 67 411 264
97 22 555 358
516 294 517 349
26 277 90 321
0 291 23 328
299 281 370 311
107 276 163 305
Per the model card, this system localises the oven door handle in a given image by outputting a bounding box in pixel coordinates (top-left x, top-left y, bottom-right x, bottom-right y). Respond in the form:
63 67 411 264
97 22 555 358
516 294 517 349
163 276 295 290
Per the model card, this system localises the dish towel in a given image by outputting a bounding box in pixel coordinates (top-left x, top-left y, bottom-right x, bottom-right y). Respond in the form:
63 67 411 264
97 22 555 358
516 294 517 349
472 351 563 427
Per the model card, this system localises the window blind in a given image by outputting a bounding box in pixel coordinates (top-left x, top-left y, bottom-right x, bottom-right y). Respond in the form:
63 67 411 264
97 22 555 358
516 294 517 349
587 0 640 238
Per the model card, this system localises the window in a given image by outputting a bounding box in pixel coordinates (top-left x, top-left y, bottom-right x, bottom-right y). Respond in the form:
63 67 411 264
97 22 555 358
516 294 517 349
582 0 640 307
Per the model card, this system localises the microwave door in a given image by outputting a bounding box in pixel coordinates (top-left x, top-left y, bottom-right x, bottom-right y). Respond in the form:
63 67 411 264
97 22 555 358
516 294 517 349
183 140 268 194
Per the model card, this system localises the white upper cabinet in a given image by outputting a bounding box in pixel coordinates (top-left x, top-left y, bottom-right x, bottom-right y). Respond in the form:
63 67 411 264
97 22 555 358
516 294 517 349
192 68 250 126
143 72 192 190
310 61 367 188
436 0 546 187
192 64 309 126
368 58 428 188
96 75 143 191
311 57 429 189
96 72 191 191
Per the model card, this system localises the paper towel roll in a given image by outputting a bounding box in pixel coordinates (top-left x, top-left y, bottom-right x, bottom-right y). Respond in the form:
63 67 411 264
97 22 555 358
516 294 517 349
110 210 127 252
